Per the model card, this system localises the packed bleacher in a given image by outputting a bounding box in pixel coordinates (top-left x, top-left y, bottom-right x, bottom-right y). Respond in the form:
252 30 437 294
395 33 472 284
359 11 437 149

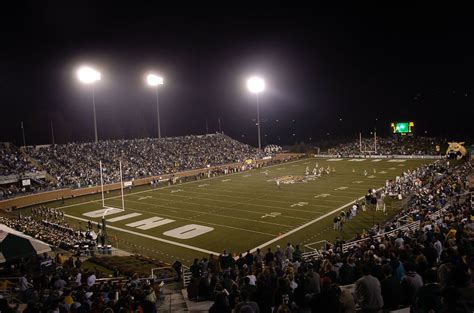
0 143 38 177
0 134 259 199
327 136 444 156
26 134 258 189
0 206 101 253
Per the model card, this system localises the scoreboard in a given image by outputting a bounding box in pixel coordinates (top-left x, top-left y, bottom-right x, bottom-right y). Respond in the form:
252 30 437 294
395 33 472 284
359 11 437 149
391 122 414 135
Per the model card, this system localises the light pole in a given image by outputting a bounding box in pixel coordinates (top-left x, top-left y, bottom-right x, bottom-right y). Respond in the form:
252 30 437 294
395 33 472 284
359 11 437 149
77 66 101 143
247 76 265 151
146 73 164 138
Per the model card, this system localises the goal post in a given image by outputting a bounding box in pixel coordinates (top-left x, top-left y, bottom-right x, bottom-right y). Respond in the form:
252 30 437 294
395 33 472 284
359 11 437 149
100 160 126 217
359 132 377 154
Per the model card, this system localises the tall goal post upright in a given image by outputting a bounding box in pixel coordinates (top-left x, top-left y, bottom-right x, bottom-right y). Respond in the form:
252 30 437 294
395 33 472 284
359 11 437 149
359 132 377 154
99 160 125 212
100 160 125 247
100 161 105 207
119 160 125 211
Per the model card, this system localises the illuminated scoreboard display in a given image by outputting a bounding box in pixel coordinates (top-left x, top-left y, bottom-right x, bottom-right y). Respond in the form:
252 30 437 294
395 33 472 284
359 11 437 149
391 121 414 135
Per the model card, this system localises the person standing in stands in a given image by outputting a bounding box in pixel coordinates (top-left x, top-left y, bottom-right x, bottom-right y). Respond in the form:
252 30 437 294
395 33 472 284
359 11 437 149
355 265 384 313
380 264 401 311
285 243 294 262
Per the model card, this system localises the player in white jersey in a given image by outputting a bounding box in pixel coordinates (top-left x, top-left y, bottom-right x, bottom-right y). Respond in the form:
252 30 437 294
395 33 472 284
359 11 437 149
364 169 368 177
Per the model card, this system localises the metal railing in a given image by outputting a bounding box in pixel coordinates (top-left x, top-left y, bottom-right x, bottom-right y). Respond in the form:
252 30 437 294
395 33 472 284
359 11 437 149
341 220 421 253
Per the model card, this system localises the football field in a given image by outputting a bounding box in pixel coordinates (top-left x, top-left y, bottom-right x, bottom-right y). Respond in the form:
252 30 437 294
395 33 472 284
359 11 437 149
49 157 434 264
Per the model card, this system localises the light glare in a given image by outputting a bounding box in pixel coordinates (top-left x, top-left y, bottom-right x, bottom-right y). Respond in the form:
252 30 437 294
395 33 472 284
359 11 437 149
77 66 101 84
147 74 164 86
247 76 265 93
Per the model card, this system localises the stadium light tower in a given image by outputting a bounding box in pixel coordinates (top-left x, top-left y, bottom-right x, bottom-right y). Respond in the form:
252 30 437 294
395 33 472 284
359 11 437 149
77 66 101 143
146 73 164 138
247 76 265 151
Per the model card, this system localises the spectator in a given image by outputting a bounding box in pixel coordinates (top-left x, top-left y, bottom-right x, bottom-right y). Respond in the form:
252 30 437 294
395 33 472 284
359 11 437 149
380 263 401 310
355 265 384 313
401 262 424 306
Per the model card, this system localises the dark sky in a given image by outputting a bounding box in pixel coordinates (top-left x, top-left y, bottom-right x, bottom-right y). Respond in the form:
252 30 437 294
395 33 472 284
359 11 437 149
1 4 473 147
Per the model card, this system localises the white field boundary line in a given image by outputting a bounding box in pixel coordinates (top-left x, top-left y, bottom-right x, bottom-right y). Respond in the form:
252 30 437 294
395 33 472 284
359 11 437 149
249 187 383 254
64 214 219 256
54 157 312 211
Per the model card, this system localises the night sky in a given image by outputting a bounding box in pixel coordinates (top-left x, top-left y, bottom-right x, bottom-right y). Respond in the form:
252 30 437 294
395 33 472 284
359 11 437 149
1 4 473 147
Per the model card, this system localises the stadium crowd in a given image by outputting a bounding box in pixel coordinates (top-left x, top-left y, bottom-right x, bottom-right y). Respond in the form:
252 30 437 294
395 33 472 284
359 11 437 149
181 159 473 313
0 135 449 200
327 136 443 157
0 143 38 177
0 206 100 252
25 134 258 189
1 253 164 313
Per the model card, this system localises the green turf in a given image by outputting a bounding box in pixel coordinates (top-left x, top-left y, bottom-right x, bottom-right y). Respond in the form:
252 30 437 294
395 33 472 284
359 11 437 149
41 157 433 265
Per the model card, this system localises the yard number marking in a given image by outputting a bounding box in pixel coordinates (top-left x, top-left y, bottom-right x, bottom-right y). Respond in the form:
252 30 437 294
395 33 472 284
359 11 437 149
83 208 122 218
290 202 309 207
261 212 282 219
138 196 152 200
126 217 175 230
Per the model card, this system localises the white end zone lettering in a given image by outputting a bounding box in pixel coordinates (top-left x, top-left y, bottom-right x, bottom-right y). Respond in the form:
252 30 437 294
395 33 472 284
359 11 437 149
163 224 214 239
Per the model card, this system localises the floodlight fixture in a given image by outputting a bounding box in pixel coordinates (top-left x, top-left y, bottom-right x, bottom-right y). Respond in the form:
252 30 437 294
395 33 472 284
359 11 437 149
77 66 101 84
76 65 101 142
247 76 265 93
146 73 164 86
146 73 165 138
247 75 266 151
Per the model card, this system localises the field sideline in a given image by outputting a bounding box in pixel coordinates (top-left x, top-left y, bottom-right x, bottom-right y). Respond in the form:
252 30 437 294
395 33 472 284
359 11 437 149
43 157 433 264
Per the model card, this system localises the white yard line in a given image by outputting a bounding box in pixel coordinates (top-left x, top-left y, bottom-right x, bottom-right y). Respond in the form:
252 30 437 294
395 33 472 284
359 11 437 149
124 198 295 228
64 214 220 256
150 190 327 214
129 193 311 220
248 187 383 253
